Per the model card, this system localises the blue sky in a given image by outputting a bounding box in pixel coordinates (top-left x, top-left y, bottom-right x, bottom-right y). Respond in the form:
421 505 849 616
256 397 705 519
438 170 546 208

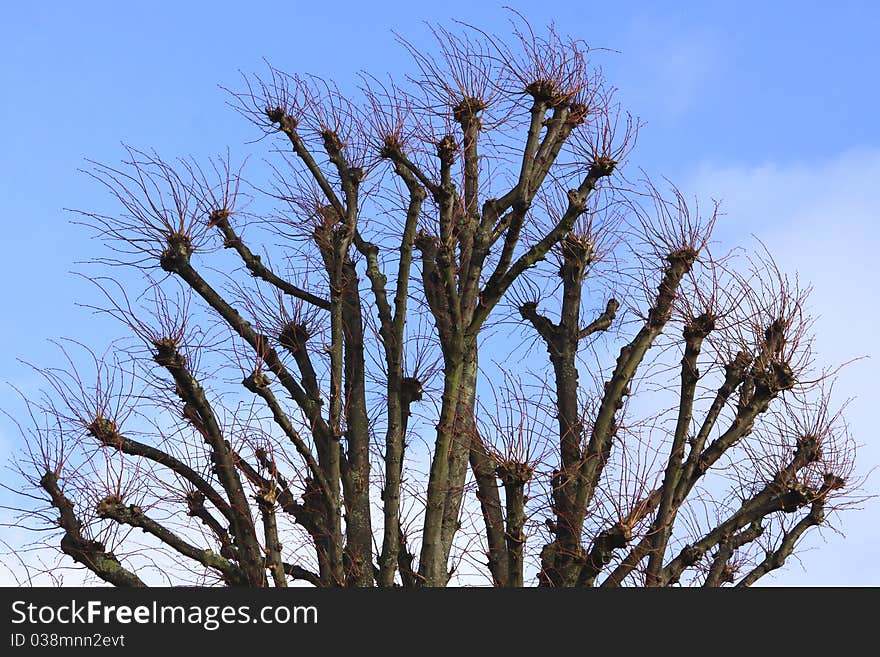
1 1 878 585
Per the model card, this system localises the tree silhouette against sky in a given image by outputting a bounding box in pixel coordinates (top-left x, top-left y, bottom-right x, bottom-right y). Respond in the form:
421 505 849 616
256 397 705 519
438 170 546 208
5 16 867 587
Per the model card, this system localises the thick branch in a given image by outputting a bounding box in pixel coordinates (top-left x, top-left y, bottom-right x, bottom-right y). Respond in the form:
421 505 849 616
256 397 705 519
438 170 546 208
381 144 440 197
257 492 288 588
242 450 342 586
282 562 323 587
397 529 418 588
455 102 482 268
273 115 345 219
736 500 826 587
498 462 532 587
242 371 332 501
579 298 620 339
471 437 509 587
153 340 263 585
372 166 427 585
86 419 233 524
474 161 614 330
703 521 763 587
674 351 752 506
185 491 235 559
579 489 662 587
40 472 146 587
660 443 838 586
96 496 245 584
645 314 714 585
160 249 330 440
579 249 696 523
418 357 465 586
600 536 652 587
210 211 330 310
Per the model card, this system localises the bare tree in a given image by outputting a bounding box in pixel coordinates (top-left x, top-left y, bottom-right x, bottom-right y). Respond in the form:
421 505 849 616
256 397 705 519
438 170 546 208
5 17 863 588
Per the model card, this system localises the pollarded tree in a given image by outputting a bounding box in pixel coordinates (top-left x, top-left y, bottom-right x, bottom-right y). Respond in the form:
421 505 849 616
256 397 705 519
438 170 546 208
8 18 861 587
